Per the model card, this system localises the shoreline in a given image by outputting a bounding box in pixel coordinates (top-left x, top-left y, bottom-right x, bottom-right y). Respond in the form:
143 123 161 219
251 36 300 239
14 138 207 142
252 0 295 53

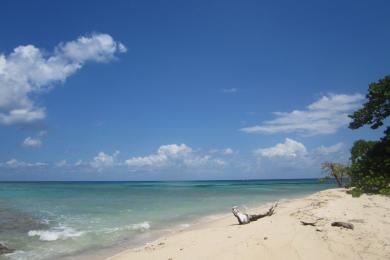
107 188 390 260
2 180 332 260
105 203 279 260
61 198 288 260
60 189 316 260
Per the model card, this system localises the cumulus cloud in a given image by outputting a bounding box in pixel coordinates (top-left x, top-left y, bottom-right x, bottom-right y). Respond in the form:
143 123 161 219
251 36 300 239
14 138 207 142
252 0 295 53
91 150 120 169
255 138 307 158
0 33 126 125
240 94 364 135
22 136 42 147
125 144 225 170
253 139 350 174
22 131 46 147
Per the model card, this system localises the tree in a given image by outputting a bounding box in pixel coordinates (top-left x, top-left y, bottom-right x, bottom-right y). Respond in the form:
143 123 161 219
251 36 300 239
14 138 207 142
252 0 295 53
349 138 390 193
349 75 390 133
348 74 390 195
321 162 349 187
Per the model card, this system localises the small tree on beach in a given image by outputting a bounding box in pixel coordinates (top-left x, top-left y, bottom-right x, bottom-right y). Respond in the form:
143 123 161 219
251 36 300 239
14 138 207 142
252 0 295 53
321 162 349 187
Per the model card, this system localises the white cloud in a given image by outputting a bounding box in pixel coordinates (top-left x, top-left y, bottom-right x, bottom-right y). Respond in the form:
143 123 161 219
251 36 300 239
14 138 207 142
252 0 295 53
38 130 47 136
74 160 83 166
222 88 238 93
125 144 225 170
1 158 47 168
0 144 227 173
91 150 120 169
223 148 234 155
240 94 364 135
0 141 349 175
0 33 126 125
255 138 307 158
55 160 67 167
5 159 26 168
315 142 344 155
22 136 42 147
125 144 191 168
253 139 350 173
208 148 236 155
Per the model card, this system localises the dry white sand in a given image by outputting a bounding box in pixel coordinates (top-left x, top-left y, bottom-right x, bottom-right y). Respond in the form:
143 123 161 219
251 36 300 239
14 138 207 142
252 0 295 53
107 189 390 260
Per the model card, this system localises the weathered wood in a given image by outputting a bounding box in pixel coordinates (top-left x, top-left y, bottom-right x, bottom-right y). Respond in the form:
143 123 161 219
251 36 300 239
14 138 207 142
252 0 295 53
233 203 278 224
247 203 277 222
331 221 354 229
300 220 316 226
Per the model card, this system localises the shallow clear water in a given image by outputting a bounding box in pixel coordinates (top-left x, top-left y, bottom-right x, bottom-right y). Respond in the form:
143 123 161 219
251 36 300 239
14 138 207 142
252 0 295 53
0 179 334 259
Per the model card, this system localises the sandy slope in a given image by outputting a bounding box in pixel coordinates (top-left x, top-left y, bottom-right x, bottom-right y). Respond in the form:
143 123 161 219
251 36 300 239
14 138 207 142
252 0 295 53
107 189 390 260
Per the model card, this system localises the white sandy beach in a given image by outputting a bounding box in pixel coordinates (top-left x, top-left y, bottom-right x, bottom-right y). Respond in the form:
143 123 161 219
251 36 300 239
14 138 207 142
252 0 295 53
107 189 390 260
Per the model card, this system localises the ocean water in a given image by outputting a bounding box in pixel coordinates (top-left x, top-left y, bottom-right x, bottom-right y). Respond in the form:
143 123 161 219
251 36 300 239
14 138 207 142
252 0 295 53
0 179 334 259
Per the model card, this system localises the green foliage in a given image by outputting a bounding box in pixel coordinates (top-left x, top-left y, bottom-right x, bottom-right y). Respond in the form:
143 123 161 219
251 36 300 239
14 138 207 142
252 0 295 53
349 75 390 130
349 138 390 193
321 162 349 187
348 74 390 195
379 187 390 196
348 187 363 198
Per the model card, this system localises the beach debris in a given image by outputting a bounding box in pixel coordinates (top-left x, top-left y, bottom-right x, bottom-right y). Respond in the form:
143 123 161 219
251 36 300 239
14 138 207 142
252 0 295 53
316 228 323 232
232 203 278 225
0 243 14 255
300 220 317 226
264 237 268 240
331 221 354 230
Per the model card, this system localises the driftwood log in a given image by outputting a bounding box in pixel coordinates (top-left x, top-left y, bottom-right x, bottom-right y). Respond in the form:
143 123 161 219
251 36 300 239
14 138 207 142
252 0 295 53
255 203 278 218
300 220 317 226
331 221 354 229
232 203 278 224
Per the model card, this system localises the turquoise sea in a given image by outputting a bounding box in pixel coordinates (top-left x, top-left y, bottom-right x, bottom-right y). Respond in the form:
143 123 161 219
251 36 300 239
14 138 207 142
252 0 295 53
0 179 334 260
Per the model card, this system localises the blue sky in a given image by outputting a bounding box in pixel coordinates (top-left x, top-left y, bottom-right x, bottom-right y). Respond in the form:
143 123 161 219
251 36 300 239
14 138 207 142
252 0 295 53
0 0 389 180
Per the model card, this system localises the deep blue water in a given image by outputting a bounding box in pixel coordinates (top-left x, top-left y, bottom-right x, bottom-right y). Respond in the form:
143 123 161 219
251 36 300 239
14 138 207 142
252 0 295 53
0 179 334 259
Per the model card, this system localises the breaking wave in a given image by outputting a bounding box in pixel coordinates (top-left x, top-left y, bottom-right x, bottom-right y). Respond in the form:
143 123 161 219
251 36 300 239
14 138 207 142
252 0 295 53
28 226 84 241
131 221 150 231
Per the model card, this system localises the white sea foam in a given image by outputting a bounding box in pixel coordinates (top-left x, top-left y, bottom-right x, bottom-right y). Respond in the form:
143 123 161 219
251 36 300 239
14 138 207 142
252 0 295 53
4 250 26 260
40 218 51 225
179 223 190 229
28 226 84 241
99 221 151 234
131 221 150 232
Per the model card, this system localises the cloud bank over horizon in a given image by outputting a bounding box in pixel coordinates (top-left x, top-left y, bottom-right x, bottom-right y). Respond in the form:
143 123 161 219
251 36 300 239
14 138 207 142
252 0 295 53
0 140 348 180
